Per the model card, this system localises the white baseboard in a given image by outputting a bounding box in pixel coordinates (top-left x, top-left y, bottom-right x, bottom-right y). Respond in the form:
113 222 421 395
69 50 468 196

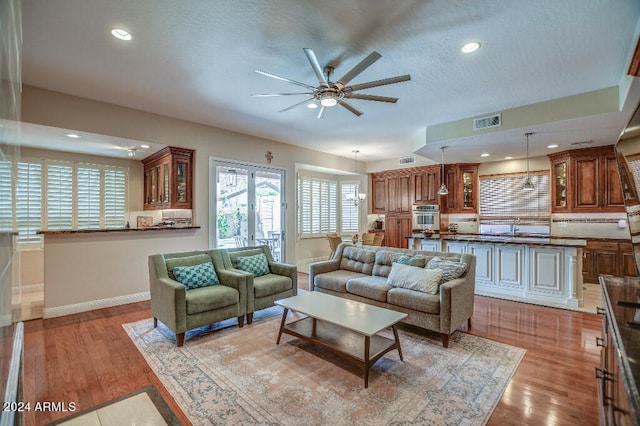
297 256 329 274
43 291 150 319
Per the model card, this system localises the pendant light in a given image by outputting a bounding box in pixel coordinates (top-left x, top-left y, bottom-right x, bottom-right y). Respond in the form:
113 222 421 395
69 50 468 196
344 150 367 206
522 132 535 191
438 146 449 195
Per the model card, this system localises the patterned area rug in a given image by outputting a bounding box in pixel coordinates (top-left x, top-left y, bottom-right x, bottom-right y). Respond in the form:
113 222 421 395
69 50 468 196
124 308 524 425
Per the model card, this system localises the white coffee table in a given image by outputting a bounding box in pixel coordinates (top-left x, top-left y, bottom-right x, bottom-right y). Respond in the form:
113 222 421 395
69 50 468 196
274 292 408 388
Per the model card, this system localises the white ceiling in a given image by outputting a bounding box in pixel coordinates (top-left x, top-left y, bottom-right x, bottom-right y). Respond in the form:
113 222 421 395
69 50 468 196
19 0 640 164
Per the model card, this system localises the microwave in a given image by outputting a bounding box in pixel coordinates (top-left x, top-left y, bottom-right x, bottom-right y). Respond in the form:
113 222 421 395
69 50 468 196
412 204 440 231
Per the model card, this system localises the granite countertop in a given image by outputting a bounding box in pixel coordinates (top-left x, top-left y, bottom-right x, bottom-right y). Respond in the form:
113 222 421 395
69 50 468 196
38 226 201 235
600 276 640 420
406 233 587 247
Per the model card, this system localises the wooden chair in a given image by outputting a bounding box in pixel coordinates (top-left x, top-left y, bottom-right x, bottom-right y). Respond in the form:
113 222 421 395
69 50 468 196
327 233 342 258
234 236 247 247
372 234 384 246
361 233 375 245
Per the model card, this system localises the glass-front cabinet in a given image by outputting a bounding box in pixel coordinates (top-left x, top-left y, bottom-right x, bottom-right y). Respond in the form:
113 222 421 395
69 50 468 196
142 147 194 210
551 155 569 211
461 168 476 210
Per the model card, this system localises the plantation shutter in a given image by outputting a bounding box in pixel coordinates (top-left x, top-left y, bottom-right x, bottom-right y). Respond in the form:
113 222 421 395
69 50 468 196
298 174 338 238
0 161 12 233
15 162 42 241
104 166 127 228
46 162 73 230
341 182 360 234
76 165 102 229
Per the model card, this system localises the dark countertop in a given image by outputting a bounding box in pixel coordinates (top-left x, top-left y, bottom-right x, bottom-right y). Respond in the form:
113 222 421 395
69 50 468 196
600 276 640 422
38 226 201 235
406 233 587 247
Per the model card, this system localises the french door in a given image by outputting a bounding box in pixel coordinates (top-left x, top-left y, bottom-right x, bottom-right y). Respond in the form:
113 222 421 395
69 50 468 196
211 159 285 261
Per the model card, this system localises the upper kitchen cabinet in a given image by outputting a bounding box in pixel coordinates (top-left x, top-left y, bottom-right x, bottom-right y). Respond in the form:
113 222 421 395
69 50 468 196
441 164 478 213
412 166 440 205
143 146 194 210
386 174 411 214
371 175 386 213
549 145 624 213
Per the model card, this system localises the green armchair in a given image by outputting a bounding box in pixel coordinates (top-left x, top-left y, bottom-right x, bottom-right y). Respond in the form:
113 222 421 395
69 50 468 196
213 245 297 324
148 250 248 346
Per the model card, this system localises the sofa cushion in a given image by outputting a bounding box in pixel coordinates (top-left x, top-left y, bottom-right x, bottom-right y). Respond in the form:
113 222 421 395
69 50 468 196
339 246 375 275
427 256 468 283
387 287 441 314
228 247 266 268
185 284 239 315
253 274 293 298
372 251 404 278
236 253 270 277
314 269 368 293
165 253 212 281
173 262 220 289
345 275 392 302
386 262 443 294
397 255 427 268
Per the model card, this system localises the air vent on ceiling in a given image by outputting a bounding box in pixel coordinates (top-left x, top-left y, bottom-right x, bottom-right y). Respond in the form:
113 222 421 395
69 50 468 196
399 155 416 165
570 140 593 146
473 114 502 131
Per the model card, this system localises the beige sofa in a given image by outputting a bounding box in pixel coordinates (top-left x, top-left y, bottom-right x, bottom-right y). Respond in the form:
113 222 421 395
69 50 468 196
309 243 476 347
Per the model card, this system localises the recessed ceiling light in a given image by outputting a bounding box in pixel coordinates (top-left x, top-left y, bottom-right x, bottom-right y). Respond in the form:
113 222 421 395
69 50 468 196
140 144 150 149
461 41 481 53
65 133 80 139
480 153 490 157
111 28 132 41
547 144 559 149
505 156 513 160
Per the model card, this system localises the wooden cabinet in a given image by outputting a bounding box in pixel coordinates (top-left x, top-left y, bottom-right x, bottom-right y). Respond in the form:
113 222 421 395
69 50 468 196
386 175 411 214
441 164 478 213
143 147 194 210
371 176 386 214
384 216 411 248
549 146 624 213
411 166 440 205
583 240 637 283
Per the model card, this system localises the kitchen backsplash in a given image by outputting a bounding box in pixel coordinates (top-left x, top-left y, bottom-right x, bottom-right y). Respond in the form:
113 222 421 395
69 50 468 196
551 212 630 239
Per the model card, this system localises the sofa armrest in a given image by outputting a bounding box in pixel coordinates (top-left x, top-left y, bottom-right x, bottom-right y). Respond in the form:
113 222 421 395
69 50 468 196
438 275 475 334
309 259 341 290
217 269 250 316
270 262 297 279
149 275 187 333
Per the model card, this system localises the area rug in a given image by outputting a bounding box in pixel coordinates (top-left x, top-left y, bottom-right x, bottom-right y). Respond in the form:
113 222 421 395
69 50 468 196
124 310 525 425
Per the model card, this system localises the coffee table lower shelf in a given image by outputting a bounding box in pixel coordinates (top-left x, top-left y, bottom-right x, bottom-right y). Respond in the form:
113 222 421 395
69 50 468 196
277 314 403 388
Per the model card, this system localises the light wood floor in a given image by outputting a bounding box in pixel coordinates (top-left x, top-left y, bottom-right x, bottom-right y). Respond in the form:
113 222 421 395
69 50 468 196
20 273 602 425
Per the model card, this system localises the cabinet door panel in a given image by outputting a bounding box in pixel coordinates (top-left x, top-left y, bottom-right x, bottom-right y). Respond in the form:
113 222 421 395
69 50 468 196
372 177 386 213
495 245 524 288
574 157 599 209
604 155 624 209
412 172 425 204
424 168 439 204
595 251 617 277
399 175 411 213
386 177 398 213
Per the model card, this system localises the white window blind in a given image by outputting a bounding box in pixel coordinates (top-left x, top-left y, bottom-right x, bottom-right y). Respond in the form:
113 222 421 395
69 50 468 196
0 161 12 233
46 162 73 230
104 167 127 228
341 182 360 234
480 172 550 218
298 174 338 238
76 165 102 229
15 162 42 241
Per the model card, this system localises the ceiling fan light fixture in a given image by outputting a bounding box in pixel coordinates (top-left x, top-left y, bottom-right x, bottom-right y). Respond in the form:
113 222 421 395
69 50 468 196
111 28 132 41
461 41 481 53
319 91 339 107
306 101 318 109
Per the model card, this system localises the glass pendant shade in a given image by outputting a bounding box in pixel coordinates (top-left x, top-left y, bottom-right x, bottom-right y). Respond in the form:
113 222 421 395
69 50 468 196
438 146 449 195
346 150 366 206
523 132 535 192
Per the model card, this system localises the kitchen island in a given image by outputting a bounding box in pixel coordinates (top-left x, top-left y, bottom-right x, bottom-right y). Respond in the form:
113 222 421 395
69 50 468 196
407 233 587 309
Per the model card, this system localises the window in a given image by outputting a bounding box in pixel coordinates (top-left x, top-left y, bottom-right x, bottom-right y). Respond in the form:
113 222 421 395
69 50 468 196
0 158 128 241
298 174 337 238
480 172 550 218
340 182 359 234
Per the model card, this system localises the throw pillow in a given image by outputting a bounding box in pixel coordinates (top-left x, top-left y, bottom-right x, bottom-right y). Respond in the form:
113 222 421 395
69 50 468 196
386 262 443 294
173 262 220 290
236 253 270 277
427 257 468 284
397 255 427 268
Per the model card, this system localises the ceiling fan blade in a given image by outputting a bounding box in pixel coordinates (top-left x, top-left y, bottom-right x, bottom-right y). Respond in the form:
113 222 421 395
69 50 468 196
343 93 399 103
317 105 325 119
255 69 317 90
279 97 315 112
303 48 329 87
346 74 411 92
335 51 382 88
251 92 313 97
337 99 363 117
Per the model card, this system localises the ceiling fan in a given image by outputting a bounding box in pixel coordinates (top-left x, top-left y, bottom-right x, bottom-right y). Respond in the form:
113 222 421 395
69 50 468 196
252 48 411 118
